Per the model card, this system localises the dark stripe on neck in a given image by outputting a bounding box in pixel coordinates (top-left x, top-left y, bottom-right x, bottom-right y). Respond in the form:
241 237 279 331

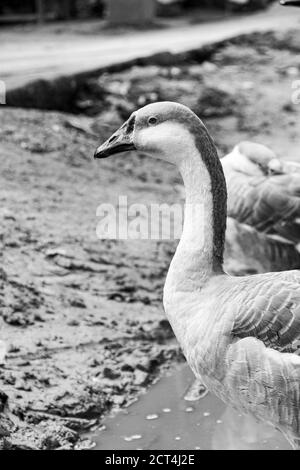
194 127 227 271
177 115 227 272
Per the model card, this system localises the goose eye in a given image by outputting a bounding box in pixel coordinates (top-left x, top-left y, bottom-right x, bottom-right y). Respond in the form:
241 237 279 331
148 116 158 126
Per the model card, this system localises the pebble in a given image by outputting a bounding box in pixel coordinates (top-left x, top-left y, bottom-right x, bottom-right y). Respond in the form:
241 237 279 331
202 62 218 73
77 439 96 450
146 414 159 420
287 66 299 77
45 247 67 258
241 81 254 90
185 407 194 413
67 319 80 326
133 369 148 386
2 209 16 221
124 434 142 442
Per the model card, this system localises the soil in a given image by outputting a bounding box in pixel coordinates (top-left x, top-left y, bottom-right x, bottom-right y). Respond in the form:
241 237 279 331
1 29 300 449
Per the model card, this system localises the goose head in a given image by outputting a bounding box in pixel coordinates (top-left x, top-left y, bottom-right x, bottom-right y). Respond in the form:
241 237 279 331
222 141 283 176
94 101 209 167
95 101 227 272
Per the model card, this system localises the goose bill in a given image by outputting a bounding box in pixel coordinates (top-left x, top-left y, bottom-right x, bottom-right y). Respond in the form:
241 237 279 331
94 125 136 159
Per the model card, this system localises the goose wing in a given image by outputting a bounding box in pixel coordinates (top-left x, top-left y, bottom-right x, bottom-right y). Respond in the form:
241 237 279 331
225 169 300 239
225 334 300 446
226 272 300 442
225 217 300 274
232 271 300 351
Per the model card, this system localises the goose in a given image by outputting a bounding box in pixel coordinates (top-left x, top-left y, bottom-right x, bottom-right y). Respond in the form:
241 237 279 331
94 102 300 449
222 141 300 274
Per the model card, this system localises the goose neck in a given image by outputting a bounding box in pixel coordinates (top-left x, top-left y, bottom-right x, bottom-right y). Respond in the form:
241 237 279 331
164 130 227 298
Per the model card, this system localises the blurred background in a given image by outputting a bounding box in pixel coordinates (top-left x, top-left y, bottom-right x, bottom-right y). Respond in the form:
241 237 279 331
0 0 274 25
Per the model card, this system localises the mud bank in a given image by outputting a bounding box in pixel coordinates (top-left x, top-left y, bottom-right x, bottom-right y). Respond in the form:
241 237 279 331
1 29 300 449
6 30 300 114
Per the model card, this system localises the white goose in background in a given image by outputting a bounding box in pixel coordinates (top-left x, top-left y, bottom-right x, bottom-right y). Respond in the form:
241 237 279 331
222 141 300 274
174 140 300 275
95 102 300 449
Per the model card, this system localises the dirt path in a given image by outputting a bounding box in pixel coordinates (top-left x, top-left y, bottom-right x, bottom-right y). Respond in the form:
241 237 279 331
1 28 300 449
1 4 300 91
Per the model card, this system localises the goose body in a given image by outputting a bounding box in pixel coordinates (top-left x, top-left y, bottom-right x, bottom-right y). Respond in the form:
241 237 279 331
222 142 300 273
95 102 300 448
224 217 300 274
223 142 300 244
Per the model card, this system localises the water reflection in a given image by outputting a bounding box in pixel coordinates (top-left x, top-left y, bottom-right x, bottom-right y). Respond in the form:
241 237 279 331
211 406 288 450
87 364 290 450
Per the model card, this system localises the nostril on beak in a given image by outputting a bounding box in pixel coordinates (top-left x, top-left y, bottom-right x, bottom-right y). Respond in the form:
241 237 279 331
108 135 118 144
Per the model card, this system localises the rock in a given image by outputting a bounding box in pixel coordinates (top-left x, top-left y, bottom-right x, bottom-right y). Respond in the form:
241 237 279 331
2 209 16 221
133 370 148 386
69 297 86 309
2 308 35 327
75 438 96 450
0 341 7 365
195 85 239 118
40 423 78 450
7 76 78 112
0 392 8 413
87 358 101 368
282 102 296 113
103 367 121 380
67 319 80 326
0 439 39 450
113 395 125 406
45 248 68 258
15 380 32 392
136 358 153 372
121 363 134 372
141 51 175 67
201 61 218 74
0 392 16 438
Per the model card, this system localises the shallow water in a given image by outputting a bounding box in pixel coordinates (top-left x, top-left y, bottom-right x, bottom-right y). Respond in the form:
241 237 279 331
89 364 291 450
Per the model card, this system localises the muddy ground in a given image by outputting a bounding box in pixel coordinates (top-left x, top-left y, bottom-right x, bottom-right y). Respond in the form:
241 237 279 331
1 29 300 449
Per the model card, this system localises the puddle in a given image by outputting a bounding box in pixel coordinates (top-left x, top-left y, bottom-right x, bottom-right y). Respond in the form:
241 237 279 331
88 364 291 450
